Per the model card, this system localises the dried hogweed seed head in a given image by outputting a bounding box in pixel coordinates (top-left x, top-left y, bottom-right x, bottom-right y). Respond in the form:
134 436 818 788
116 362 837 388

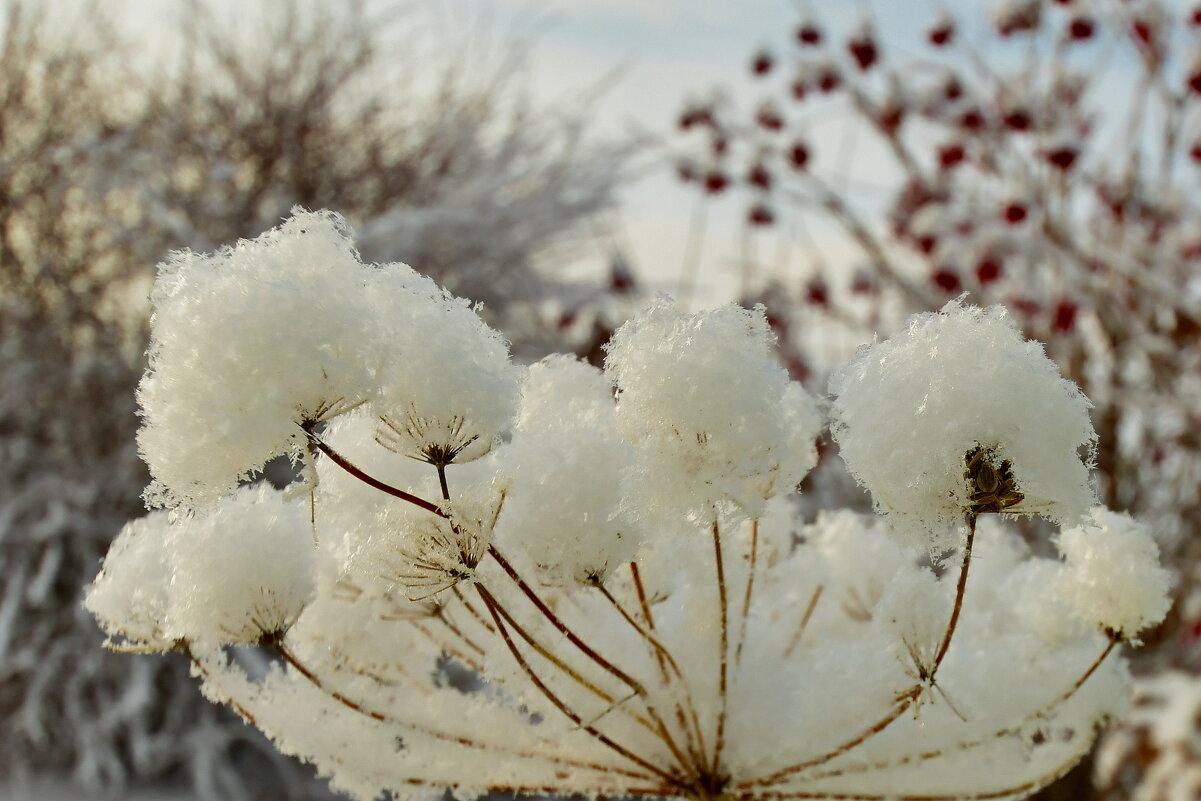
828 299 1097 551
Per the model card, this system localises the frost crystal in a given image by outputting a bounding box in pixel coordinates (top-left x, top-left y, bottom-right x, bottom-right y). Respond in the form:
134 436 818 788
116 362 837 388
829 298 1096 548
93 216 1168 801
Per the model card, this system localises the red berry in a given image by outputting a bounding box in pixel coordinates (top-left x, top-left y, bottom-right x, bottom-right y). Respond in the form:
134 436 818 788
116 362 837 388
1053 299 1078 332
748 164 772 190
917 234 938 254
961 109 985 131
789 142 810 170
752 51 774 76
1045 147 1079 170
976 255 1003 284
1131 18 1153 46
850 271 876 295
944 79 963 101
878 104 904 135
1189 68 1201 94
1068 17 1095 40
938 143 966 169
748 205 775 226
1004 203 1028 224
848 36 878 71
1190 142 1201 162
1003 109 1032 131
756 104 784 131
704 172 729 194
929 21 954 46
932 269 961 292
806 278 829 306
712 137 728 156
791 79 807 101
797 23 822 46
1192 7 1201 26
1010 297 1041 316
818 68 841 93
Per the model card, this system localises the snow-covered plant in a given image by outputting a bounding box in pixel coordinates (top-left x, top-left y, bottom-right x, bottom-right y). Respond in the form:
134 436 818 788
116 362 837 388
89 212 1170 801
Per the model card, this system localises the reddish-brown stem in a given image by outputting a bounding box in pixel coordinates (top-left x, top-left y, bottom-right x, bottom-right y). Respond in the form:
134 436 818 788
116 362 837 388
488 545 647 696
631 562 712 770
783 585 824 659
593 579 707 779
734 520 759 666
274 641 653 781
932 514 976 676
308 434 446 519
711 520 730 779
476 585 686 789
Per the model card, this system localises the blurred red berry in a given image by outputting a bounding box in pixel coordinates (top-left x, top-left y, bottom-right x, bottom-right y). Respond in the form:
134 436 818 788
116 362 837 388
1004 203 1028 224
756 104 784 131
850 271 876 295
1192 6 1201 25
748 164 772 189
929 20 954 46
1068 17 1095 40
748 205 775 226
1131 18 1153 46
712 137 728 156
1190 142 1201 162
1003 109 1032 131
917 234 938 254
676 162 697 182
818 67 841 93
848 35 878 71
938 143 966 169
797 23 822 46
932 269 961 292
1045 147 1079 170
791 79 807 101
1010 297 1041 316
961 108 985 131
704 172 729 194
944 79 963 101
806 278 829 306
789 142 810 170
1053 299 1078 332
752 50 774 76
878 104 904 135
1189 67 1201 94
976 255 1003 284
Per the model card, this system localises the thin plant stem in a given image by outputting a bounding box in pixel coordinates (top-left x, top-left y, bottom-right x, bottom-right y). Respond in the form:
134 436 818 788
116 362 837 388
475 584 687 789
783 585 824 659
734 520 759 667
932 513 976 677
307 433 446 519
272 642 655 781
711 519 730 779
488 545 647 697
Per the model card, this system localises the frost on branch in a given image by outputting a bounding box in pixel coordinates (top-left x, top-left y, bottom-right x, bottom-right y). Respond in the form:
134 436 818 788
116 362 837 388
829 298 1096 552
93 214 1169 801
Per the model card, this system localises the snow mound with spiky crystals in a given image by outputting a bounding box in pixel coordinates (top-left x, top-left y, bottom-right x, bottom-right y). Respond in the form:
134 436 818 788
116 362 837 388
1055 508 1173 640
86 485 316 649
137 209 518 510
829 298 1096 552
604 298 822 523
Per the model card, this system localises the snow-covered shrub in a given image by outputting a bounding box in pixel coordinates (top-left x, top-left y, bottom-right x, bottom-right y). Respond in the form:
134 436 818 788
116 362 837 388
90 213 1169 801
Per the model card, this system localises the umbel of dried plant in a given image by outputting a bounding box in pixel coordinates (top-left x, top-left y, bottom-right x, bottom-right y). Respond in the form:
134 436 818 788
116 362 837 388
88 211 1170 801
